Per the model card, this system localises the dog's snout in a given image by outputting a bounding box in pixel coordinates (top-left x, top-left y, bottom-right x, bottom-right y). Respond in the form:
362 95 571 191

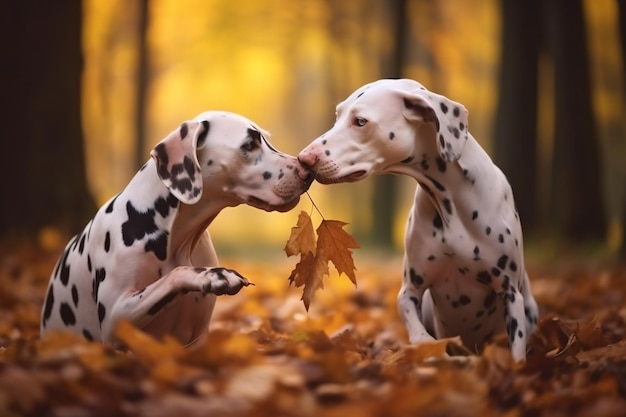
296 164 315 185
297 150 318 170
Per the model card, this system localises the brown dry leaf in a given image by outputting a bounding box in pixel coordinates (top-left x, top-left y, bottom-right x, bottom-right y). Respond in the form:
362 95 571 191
285 211 359 310
284 210 316 257
316 220 360 285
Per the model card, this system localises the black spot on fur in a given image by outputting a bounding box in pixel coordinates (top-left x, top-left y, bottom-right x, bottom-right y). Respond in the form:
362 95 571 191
145 232 168 261
389 132 395 140
459 295 471 305
82 329 94 341
427 255 435 261
423 174 446 192
104 232 111 252
435 157 446 172
148 292 178 315
180 123 189 139
402 155 415 163
325 149 331 156
440 102 449 114
410 296 420 311
122 201 158 246
87 255 92 273
42 286 54 325
197 120 210 146
432 213 443 229
98 302 106 324
508 318 519 344
71 284 79 307
486 226 492 235
166 192 179 208
409 268 424 287
509 261 518 272
263 171 272 180
473 245 480 260
499 234 504 243
357 91 365 99
483 290 497 309
443 198 452 215
59 251 71 286
453 106 460 117
497 255 509 270
476 270 492 285
105 195 119 214
78 233 86 255
472 211 478 220
153 143 170 180
491 267 501 277
92 268 106 303
448 125 460 139
60 302 76 326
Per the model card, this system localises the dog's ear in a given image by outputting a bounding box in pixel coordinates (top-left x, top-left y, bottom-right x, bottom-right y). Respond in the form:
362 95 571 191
401 90 469 162
150 120 210 204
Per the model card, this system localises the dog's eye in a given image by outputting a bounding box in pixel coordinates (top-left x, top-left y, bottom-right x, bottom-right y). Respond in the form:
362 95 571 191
241 140 258 152
354 117 367 127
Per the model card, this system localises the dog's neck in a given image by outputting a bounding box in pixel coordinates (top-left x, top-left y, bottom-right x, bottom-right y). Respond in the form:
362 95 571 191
394 133 497 229
126 160 236 264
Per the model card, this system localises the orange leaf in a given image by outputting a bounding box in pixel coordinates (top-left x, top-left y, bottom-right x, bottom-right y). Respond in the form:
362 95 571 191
285 212 359 310
288 251 329 310
316 220 360 285
284 211 316 257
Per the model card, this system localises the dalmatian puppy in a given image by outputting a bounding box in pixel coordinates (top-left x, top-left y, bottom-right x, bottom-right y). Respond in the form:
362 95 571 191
41 111 313 346
298 79 538 361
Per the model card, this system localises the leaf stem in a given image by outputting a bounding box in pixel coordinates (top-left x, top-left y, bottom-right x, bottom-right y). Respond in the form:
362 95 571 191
305 192 325 220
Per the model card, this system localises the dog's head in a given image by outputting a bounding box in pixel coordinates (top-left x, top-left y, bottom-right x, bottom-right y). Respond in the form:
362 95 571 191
151 111 313 212
298 79 469 184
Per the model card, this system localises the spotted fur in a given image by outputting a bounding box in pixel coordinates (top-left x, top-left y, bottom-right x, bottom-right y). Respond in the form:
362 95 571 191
298 79 538 361
41 111 313 346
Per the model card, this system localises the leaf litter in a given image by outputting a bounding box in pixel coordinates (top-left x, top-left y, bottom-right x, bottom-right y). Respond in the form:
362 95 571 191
1 237 626 416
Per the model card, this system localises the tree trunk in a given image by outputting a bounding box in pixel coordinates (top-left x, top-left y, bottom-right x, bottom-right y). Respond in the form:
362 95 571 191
135 0 150 170
370 0 408 249
493 0 540 232
544 0 605 240
0 0 96 236
617 0 626 254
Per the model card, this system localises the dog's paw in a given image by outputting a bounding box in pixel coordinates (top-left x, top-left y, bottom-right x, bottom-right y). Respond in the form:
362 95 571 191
199 267 254 296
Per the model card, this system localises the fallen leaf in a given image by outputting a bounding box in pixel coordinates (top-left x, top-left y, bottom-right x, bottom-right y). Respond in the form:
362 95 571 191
284 211 316 257
285 211 359 310
316 220 359 285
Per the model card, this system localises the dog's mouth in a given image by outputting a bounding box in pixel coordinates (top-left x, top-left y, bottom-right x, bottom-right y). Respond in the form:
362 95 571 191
316 170 367 185
247 196 300 212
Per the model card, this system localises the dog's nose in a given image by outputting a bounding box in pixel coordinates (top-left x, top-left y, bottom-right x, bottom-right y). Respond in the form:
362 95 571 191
297 151 318 169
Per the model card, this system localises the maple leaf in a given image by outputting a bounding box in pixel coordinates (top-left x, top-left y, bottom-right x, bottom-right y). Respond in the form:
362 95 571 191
284 211 316 257
316 220 359 285
285 211 359 310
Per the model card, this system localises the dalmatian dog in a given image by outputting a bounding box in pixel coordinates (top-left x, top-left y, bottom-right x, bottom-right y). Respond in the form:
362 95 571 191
41 111 313 346
298 79 538 361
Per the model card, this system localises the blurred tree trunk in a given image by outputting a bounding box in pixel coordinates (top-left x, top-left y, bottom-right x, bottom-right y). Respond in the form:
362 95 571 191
0 0 96 237
135 0 150 169
617 0 626 254
544 0 605 240
493 0 540 232
371 0 408 249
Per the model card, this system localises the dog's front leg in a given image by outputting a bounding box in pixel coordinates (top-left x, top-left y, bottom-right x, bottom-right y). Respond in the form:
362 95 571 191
397 282 436 344
503 285 528 362
101 266 251 344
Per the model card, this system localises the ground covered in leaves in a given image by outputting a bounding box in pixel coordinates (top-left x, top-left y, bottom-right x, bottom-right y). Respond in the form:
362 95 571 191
1 241 626 417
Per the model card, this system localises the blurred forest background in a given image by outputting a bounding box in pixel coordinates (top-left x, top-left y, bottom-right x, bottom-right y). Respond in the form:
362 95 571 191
1 0 626 257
